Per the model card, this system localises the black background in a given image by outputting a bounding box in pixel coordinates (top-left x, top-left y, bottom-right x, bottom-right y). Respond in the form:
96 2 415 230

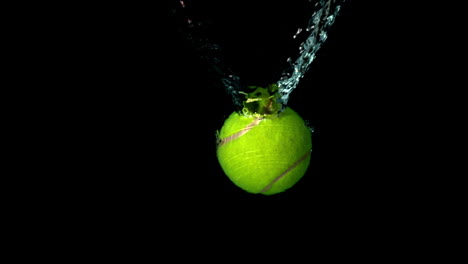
17 0 461 258
7 0 460 258
73 0 448 226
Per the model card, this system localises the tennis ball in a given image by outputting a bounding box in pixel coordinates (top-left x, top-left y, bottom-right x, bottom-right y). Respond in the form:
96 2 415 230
217 107 312 195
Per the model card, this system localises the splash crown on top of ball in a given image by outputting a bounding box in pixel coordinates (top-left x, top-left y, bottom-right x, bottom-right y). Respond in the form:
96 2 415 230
239 84 283 118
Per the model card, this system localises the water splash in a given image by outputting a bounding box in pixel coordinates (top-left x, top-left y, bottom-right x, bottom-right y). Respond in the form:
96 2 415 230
174 0 245 108
173 0 345 112
277 0 344 107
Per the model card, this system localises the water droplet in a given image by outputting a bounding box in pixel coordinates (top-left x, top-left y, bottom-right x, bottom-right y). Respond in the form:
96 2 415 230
293 28 303 39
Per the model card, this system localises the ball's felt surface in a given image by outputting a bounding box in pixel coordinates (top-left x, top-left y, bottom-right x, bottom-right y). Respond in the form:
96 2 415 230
217 107 312 195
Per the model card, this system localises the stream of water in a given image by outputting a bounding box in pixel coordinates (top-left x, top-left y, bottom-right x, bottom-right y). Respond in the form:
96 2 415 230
175 0 345 111
277 0 344 107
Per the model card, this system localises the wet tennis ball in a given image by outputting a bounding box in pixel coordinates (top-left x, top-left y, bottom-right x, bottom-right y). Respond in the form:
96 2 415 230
216 107 312 195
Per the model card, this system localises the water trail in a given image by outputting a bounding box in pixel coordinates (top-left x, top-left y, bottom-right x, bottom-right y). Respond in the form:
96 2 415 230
174 0 245 108
173 0 345 112
277 0 345 107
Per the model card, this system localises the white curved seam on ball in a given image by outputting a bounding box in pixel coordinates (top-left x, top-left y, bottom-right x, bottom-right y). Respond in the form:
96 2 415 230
260 149 312 193
218 118 263 147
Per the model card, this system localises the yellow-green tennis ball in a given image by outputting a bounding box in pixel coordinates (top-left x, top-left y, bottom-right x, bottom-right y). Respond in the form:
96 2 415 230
217 107 312 195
